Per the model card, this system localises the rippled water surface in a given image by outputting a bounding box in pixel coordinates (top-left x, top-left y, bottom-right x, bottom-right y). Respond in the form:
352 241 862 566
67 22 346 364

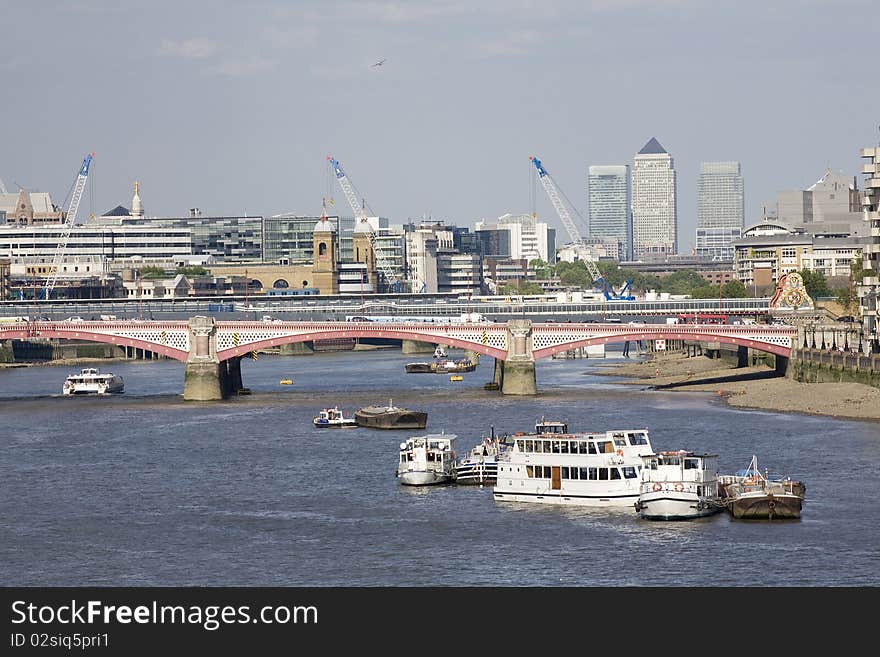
1 351 878 586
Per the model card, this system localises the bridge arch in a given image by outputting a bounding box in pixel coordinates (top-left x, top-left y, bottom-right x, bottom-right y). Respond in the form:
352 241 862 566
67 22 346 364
0 326 189 362
215 327 507 362
532 329 791 360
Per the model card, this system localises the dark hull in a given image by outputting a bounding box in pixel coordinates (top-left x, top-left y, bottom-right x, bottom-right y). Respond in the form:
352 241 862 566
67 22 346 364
728 494 802 520
355 408 427 429
405 363 435 373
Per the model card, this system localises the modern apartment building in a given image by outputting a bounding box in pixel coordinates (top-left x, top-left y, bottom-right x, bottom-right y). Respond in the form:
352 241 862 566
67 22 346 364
475 214 555 263
631 138 677 258
588 165 631 260
696 161 743 260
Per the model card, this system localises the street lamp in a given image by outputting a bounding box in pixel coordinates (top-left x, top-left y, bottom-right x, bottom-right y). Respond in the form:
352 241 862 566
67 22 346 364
811 324 817 349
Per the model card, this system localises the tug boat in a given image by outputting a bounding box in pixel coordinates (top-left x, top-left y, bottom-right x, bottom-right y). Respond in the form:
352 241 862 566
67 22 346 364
62 368 124 395
634 450 725 520
493 420 654 507
396 433 457 486
313 406 358 428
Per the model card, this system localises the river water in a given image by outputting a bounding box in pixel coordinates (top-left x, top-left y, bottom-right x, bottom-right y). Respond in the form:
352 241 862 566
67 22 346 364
1 350 878 586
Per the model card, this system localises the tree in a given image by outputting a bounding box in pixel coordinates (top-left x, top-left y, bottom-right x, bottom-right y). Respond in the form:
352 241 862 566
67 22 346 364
834 256 863 316
721 280 749 298
529 258 552 280
798 269 831 299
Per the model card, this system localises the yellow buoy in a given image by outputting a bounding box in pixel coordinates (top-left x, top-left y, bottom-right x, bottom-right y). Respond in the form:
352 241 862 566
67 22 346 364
450 375 463 382
280 379 293 385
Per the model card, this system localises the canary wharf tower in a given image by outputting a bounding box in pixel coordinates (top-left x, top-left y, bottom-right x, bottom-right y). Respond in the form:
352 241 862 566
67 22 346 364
632 137 677 258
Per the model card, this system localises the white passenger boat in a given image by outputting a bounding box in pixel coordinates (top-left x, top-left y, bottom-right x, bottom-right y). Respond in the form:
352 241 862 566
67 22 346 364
634 450 725 520
493 420 654 507
397 433 457 486
62 368 125 395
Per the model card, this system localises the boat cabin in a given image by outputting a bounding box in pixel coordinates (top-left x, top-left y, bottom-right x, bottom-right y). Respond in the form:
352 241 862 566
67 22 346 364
641 451 718 483
399 434 457 465
535 420 568 435
512 429 650 456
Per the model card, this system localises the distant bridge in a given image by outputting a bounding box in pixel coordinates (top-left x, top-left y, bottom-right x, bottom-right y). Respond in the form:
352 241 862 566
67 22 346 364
0 318 797 399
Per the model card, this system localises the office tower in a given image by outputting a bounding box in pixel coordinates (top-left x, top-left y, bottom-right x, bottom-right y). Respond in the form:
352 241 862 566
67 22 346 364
696 161 743 260
632 137 677 258
588 165 631 260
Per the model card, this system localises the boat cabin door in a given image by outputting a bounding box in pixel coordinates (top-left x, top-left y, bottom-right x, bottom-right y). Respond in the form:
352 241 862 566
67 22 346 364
551 466 561 490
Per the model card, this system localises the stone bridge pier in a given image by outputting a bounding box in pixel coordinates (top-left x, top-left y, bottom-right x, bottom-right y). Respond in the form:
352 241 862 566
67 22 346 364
496 319 537 395
183 316 243 401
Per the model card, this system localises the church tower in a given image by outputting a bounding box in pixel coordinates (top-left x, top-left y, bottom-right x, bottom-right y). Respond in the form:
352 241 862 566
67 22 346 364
311 202 339 293
352 218 378 292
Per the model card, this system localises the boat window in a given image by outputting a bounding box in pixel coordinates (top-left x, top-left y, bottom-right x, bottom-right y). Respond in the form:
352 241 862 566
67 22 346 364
588 468 598 481
579 467 589 480
551 441 560 454
559 441 569 454
684 459 699 470
588 442 597 454
598 441 613 454
613 437 626 447
610 468 622 480
569 468 579 480
526 466 534 478
598 468 609 481
578 441 588 454
622 467 638 479
525 440 534 452
612 432 625 441
516 440 524 452
561 467 570 479
542 466 552 478
627 432 649 445
665 456 681 466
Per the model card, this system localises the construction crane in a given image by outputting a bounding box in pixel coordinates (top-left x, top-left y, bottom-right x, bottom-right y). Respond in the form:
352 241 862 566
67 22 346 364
44 153 94 299
326 155 404 292
529 155 634 301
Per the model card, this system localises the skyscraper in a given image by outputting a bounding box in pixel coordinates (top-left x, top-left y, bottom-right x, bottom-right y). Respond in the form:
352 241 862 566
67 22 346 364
696 161 743 260
588 165 631 260
632 137 677 258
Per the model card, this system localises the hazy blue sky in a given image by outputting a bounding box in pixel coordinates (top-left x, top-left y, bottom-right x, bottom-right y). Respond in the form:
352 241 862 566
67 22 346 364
3 0 879 252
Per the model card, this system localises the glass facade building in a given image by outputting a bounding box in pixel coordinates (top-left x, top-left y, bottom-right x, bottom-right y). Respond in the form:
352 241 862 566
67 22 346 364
588 165 631 261
696 161 743 260
632 138 677 258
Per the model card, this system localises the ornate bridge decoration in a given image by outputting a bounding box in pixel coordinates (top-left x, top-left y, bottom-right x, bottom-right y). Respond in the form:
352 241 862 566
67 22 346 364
0 319 798 361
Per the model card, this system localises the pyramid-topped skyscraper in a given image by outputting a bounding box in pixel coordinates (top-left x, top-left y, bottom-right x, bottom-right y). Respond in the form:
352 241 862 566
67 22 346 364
632 137 677 258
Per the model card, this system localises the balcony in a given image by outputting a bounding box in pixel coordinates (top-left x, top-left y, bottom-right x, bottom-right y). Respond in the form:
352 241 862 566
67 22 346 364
861 148 878 158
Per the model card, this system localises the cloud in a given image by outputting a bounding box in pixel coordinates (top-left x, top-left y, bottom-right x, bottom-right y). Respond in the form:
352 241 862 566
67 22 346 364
157 38 216 59
211 57 275 77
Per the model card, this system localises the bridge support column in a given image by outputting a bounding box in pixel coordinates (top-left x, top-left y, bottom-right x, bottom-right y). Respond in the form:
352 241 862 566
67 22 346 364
222 356 244 396
775 355 789 376
737 345 749 368
502 319 536 395
401 339 435 355
184 316 223 401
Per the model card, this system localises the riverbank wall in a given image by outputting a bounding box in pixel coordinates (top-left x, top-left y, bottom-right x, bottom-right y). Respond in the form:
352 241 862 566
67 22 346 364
789 348 880 389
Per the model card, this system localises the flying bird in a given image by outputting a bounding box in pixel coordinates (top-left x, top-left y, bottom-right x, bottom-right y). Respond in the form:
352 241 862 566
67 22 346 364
371 58 386 68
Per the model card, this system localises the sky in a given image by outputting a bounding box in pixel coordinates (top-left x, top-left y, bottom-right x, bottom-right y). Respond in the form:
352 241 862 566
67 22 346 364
2 0 879 252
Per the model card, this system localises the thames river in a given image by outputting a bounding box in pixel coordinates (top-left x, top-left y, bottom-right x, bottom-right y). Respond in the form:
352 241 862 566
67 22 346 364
1 350 878 586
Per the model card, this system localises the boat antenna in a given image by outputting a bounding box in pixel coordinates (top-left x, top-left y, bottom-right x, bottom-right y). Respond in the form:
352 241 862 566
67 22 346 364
491 425 495 440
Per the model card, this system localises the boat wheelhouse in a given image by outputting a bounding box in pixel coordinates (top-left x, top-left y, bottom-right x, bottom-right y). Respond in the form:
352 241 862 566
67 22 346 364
635 451 724 520
62 368 125 395
493 421 654 507
397 433 457 486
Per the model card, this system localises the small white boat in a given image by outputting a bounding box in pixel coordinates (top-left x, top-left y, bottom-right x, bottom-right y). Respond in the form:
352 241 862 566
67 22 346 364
397 433 457 486
62 367 124 395
635 450 724 520
313 406 358 428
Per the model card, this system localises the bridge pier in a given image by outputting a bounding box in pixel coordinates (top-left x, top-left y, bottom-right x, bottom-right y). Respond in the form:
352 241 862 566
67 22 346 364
183 316 224 401
222 356 244 396
501 319 536 395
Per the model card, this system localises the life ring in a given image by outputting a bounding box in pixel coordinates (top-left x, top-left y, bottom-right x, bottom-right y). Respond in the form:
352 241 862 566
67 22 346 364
768 500 776 510
674 483 685 493
616 449 624 457
652 483 662 492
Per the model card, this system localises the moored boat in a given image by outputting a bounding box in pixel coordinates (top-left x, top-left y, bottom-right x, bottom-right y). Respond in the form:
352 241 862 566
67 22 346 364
635 450 725 520
397 433 457 485
355 399 428 430
404 358 477 374
313 406 358 428
62 368 124 395
493 420 654 507
454 429 510 486
718 455 805 520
